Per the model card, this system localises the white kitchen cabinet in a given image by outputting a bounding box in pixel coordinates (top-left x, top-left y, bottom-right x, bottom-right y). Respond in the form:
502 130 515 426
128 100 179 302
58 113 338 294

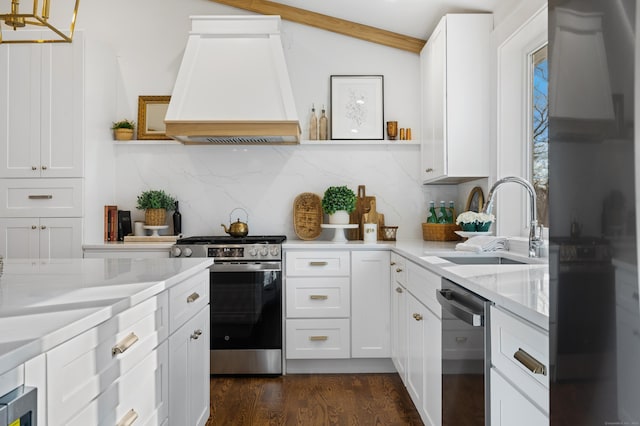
490 368 548 426
420 14 492 184
0 31 84 178
490 306 549 420
351 250 390 358
169 306 210 426
390 253 408 382
168 269 210 426
0 217 82 259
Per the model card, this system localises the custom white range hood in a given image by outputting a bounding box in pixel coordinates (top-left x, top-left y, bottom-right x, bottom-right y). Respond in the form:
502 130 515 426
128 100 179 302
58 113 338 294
165 16 301 145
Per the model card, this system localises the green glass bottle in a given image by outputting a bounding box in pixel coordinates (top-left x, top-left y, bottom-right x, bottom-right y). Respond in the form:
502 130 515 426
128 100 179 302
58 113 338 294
438 201 448 223
427 201 438 223
447 201 455 224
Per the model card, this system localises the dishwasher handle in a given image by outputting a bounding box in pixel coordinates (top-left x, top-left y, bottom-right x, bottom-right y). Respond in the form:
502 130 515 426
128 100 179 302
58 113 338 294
436 288 484 327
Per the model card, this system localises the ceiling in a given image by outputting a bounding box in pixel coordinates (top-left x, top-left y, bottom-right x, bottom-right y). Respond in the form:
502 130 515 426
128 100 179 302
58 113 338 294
264 0 502 39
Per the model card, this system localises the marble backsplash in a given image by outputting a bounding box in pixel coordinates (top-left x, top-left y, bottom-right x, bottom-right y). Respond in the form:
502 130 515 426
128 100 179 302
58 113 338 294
103 143 458 242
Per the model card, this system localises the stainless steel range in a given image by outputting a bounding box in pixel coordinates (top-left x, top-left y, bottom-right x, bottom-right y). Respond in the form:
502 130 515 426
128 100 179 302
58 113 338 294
171 235 286 375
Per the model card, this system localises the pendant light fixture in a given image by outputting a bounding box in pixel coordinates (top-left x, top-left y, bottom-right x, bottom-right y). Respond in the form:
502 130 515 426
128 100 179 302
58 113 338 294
0 0 80 43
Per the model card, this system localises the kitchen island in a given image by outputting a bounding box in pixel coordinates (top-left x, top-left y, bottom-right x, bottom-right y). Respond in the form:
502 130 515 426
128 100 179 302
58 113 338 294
0 257 213 426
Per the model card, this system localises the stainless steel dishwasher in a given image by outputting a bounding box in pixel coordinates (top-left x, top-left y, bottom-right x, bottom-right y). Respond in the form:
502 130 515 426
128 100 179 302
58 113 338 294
0 386 37 426
437 278 491 426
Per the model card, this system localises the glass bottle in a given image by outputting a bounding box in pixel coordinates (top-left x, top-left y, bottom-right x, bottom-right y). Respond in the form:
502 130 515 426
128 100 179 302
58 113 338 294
427 201 438 223
447 201 455 224
319 105 328 140
438 201 448 223
309 104 318 140
173 201 182 235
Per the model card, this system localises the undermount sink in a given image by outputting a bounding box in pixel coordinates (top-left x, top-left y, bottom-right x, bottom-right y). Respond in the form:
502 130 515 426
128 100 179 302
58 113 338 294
438 255 527 265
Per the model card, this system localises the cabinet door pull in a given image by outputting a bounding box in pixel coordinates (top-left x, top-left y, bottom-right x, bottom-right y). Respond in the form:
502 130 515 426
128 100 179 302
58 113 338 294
31 166 37 171
309 335 328 341
390 261 396 266
116 409 139 426
41 165 47 170
191 329 203 340
28 194 53 199
395 287 404 294
309 295 328 300
309 261 328 266
40 225 46 230
412 313 423 321
187 292 200 303
425 168 434 172
513 348 547 376
112 332 139 356
31 225 37 230
395 268 403 273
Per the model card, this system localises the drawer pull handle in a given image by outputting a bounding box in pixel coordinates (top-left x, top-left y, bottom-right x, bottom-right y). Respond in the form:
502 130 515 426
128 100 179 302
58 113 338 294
112 332 139 356
309 295 328 300
31 166 37 171
514 348 547 376
390 261 396 265
41 165 47 170
40 225 46 230
117 409 139 426
28 194 53 199
425 168 434 172
31 225 37 230
455 337 468 343
191 329 203 340
309 261 329 266
395 287 404 294
309 335 328 341
187 292 200 303
413 313 423 321
396 268 403 273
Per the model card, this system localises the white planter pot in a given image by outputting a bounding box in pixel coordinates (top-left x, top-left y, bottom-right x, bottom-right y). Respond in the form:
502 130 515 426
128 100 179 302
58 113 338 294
328 210 350 224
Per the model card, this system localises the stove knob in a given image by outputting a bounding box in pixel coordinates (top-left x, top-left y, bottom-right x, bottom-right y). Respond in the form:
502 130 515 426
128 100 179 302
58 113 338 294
270 246 280 256
248 247 258 257
259 247 268 256
171 246 182 257
183 247 193 257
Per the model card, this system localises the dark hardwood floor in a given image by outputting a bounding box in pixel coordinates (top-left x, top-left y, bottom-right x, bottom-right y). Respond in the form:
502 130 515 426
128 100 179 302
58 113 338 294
206 373 424 425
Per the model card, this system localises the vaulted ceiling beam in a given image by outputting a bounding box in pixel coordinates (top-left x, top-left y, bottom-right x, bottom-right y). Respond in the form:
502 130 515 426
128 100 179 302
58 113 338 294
209 0 426 54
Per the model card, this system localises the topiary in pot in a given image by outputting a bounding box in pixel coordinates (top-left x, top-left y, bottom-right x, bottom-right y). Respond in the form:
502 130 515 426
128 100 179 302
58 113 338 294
321 185 356 224
136 189 177 226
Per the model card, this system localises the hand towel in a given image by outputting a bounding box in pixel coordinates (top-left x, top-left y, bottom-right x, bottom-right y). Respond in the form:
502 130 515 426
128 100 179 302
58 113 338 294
455 236 508 253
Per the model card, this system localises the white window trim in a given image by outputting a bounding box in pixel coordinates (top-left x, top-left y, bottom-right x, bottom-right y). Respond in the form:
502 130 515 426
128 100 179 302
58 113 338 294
494 3 548 238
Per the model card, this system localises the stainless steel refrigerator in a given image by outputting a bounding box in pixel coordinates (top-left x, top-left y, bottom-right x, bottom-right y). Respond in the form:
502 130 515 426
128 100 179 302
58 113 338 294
549 0 640 424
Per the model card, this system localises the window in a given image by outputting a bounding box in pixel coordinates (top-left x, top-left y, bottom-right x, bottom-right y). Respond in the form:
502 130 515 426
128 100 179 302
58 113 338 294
531 45 549 227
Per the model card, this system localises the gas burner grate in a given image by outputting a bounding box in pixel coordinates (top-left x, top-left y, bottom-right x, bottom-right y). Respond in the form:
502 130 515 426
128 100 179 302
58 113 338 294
176 235 287 245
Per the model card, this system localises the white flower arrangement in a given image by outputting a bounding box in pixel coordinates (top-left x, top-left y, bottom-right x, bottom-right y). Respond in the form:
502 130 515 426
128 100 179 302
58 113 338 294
455 211 495 225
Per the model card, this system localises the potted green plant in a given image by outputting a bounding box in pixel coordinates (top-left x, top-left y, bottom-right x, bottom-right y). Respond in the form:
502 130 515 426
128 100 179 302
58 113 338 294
112 119 135 141
136 189 177 226
321 185 356 224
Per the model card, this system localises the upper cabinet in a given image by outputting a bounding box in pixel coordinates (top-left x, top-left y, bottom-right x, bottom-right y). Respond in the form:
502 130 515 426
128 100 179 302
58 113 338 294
420 14 492 184
0 32 84 178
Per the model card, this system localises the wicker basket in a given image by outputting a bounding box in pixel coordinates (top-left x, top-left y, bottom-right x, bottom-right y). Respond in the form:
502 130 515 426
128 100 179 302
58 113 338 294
145 208 167 226
422 223 461 241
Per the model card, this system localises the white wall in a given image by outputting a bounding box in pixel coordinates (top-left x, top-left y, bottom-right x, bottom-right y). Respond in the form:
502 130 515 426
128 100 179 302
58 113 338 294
77 0 463 242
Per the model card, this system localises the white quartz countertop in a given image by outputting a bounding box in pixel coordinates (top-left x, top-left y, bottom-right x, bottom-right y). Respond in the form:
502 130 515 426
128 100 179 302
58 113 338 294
0 257 213 375
284 239 549 330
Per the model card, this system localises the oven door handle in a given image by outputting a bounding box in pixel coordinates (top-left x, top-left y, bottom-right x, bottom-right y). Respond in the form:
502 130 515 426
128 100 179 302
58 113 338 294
436 289 484 327
210 262 281 273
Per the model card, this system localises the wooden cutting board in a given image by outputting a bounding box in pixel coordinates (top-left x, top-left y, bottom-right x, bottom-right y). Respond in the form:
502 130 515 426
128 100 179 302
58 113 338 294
362 198 385 240
347 185 375 240
293 192 323 240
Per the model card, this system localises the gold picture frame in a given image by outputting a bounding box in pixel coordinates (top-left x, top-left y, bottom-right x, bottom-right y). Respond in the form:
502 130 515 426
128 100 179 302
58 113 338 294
137 96 171 140
465 186 485 212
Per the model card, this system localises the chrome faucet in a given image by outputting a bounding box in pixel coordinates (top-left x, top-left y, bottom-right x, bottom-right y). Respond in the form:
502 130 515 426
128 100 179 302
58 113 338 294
482 176 544 257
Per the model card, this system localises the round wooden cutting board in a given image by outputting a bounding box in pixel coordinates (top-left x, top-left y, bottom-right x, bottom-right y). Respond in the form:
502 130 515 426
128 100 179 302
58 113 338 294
293 192 323 240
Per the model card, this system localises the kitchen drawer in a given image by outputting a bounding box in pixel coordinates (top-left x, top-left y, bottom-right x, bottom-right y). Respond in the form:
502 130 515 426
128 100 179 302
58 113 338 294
285 251 350 276
286 318 350 359
47 293 169 426
0 178 82 217
442 318 484 361
169 268 209 333
490 306 549 414
286 277 350 318
66 341 169 426
406 260 441 316
490 368 548 426
391 252 407 286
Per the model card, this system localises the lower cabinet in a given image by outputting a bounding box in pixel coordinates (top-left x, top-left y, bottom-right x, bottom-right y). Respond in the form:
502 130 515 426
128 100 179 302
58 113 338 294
490 369 548 426
0 217 82 258
169 306 210 426
390 252 408 381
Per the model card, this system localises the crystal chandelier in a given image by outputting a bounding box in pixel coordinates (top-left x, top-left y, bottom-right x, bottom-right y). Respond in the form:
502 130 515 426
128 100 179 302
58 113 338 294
0 0 80 43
